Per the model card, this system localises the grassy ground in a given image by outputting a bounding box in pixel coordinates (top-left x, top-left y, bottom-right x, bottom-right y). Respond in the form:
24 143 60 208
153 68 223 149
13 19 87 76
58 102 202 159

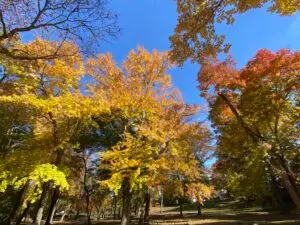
56 200 300 225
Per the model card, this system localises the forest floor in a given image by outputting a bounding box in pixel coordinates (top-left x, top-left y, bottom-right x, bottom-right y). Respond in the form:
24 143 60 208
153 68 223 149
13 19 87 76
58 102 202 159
56 200 300 225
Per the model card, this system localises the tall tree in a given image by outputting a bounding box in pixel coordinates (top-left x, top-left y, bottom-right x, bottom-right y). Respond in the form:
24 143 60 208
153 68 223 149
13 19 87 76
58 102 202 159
0 38 108 224
86 47 214 224
199 49 300 212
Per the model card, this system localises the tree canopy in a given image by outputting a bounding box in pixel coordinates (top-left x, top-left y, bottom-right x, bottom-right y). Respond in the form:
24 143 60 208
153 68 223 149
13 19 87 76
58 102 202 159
170 0 300 64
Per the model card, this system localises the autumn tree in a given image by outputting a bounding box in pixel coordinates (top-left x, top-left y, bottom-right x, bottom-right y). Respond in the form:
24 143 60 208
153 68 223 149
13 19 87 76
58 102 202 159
199 49 300 212
160 123 213 217
86 47 175 225
0 38 109 225
170 0 300 64
85 47 213 225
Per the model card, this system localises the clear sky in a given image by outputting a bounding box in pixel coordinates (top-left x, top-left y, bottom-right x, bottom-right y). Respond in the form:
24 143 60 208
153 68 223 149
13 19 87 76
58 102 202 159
100 0 300 122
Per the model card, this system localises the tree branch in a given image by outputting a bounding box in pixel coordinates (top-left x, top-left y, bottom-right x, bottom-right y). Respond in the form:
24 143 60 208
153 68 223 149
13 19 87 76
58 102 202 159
217 92 263 143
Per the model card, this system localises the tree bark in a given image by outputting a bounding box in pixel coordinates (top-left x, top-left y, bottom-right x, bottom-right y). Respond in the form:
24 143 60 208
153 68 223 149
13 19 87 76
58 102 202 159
43 115 64 223
121 178 132 225
34 207 44 225
278 165 300 212
134 198 140 216
32 183 50 225
7 182 29 225
270 156 300 213
49 205 56 224
86 194 91 225
15 202 30 225
113 196 117 219
45 188 59 225
144 190 150 222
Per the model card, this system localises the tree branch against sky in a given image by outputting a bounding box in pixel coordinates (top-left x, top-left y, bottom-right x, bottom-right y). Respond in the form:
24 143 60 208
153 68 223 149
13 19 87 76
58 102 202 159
0 0 119 60
170 0 300 65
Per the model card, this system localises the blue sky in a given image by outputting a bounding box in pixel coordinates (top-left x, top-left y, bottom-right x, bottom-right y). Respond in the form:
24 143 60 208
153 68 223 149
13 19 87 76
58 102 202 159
100 0 300 123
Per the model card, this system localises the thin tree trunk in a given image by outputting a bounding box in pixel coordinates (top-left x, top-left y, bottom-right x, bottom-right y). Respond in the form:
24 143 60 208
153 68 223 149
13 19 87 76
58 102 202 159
60 212 67 222
138 207 145 225
134 198 139 216
49 205 56 224
197 203 201 216
118 206 121 219
144 190 150 222
113 196 117 219
32 183 50 225
121 178 132 225
15 202 31 225
74 207 80 221
160 193 163 214
86 194 91 225
45 188 59 225
59 204 70 223
179 199 183 217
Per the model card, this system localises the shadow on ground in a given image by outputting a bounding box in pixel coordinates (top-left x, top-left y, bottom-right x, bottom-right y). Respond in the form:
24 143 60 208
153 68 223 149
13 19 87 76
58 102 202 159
54 200 300 225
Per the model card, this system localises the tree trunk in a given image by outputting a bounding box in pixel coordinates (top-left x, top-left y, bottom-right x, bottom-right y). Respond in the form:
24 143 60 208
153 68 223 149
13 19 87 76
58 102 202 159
134 198 140 216
271 156 300 213
121 178 132 225
86 194 91 225
113 196 117 219
138 207 145 225
74 207 80 221
45 188 59 225
15 202 31 225
179 199 183 217
59 204 71 223
277 154 300 195
160 193 163 214
144 190 150 222
49 205 56 224
268 171 287 212
60 212 67 222
118 206 121 219
34 207 44 225
7 182 29 225
280 169 300 213
32 183 50 225
197 203 201 216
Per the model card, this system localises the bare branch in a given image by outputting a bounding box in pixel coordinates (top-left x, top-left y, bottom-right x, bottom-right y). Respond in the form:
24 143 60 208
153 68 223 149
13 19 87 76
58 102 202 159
0 0 119 60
